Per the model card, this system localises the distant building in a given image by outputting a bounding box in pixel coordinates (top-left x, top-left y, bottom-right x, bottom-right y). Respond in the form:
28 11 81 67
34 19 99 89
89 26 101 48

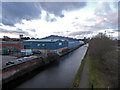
41 35 68 41
41 35 84 49
21 35 84 54
0 41 23 55
23 39 68 53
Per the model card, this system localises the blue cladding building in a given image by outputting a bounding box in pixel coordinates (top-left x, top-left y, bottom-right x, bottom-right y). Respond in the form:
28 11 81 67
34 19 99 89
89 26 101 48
41 35 84 49
23 39 68 53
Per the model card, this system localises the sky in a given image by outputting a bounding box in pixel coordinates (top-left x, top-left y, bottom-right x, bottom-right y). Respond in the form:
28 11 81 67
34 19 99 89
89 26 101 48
0 0 119 39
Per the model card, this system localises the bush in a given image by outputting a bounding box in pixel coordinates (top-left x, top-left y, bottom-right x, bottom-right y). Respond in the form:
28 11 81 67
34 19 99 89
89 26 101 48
89 33 115 60
61 48 69 53
89 33 118 88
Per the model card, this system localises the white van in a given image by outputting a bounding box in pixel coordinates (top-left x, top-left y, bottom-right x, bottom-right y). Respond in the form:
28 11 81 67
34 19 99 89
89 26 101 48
21 49 33 56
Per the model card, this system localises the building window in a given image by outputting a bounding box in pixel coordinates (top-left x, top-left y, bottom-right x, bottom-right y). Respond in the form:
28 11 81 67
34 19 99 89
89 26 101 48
42 44 45 46
24 45 30 49
37 44 40 46
59 42 62 46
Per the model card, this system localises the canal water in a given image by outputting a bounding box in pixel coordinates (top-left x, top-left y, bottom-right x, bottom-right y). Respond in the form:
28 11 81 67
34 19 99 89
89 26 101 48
16 44 88 88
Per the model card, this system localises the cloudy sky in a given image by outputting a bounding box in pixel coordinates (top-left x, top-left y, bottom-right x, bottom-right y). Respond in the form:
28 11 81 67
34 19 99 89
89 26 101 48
0 0 119 39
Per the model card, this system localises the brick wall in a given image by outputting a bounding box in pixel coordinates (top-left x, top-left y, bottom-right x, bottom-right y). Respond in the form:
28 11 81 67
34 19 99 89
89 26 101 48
2 57 44 84
32 47 68 53
2 43 23 52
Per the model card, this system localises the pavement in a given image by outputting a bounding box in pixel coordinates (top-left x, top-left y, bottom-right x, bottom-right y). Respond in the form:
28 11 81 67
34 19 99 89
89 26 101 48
79 53 89 88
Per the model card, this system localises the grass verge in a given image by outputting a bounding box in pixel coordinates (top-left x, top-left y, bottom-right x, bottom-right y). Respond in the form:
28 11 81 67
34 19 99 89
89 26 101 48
89 56 108 88
70 49 88 88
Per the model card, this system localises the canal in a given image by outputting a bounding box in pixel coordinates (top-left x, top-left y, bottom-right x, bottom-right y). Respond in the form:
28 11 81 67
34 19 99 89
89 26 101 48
16 44 88 88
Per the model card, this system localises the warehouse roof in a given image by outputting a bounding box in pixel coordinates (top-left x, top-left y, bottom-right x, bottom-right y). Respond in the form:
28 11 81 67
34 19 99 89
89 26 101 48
0 41 22 44
24 39 66 42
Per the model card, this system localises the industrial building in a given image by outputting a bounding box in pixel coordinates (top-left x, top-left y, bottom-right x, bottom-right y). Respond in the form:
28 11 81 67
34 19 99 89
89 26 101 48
0 41 23 55
40 35 84 49
0 35 84 55
68 40 84 49
23 39 68 53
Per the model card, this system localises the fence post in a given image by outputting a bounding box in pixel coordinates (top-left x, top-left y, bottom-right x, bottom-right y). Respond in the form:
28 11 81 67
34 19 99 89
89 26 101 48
91 82 93 90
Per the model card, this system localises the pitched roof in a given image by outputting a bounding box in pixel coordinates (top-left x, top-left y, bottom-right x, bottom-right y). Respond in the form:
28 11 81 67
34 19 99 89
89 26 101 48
24 39 65 42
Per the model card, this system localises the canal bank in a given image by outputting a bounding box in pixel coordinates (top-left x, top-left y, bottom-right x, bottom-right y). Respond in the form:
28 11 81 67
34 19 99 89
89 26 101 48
15 44 88 88
71 45 89 88
2 44 85 89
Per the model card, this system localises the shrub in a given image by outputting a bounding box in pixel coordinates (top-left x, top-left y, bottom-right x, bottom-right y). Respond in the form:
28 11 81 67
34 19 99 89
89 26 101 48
89 33 115 60
89 33 118 87
61 48 69 53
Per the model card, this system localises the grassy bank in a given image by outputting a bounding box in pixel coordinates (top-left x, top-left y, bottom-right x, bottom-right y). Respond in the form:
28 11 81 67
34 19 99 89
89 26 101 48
71 49 88 88
89 33 118 88
89 57 108 88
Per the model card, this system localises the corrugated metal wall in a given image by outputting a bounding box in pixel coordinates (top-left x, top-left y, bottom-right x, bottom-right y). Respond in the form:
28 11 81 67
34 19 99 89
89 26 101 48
68 41 80 49
40 35 84 50
23 40 68 50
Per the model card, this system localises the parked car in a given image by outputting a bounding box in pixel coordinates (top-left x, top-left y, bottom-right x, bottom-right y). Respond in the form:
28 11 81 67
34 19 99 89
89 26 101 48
6 61 14 66
17 59 23 62
33 50 41 54
22 57 31 61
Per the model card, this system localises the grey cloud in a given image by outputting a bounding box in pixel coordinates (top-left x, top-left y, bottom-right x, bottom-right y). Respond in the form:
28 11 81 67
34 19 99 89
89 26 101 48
94 11 118 30
0 2 1 22
114 30 120 32
45 13 57 22
52 31 64 34
113 2 118 9
72 22 75 24
0 23 36 35
2 2 86 26
75 17 79 19
60 14 64 18
95 2 111 16
2 2 42 26
69 31 93 36
30 29 36 32
52 32 61 34
85 18 96 22
0 28 29 34
106 10 118 25
65 30 71 32
40 2 86 16
94 2 118 29
50 18 57 22
108 31 115 34
26 29 36 32
72 20 113 33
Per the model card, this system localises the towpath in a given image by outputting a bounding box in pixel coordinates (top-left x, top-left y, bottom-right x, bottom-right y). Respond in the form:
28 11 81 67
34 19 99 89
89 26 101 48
79 52 89 88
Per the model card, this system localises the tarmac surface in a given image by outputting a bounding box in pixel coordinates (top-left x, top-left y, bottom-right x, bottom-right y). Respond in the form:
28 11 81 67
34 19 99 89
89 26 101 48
1 55 17 68
79 52 89 88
